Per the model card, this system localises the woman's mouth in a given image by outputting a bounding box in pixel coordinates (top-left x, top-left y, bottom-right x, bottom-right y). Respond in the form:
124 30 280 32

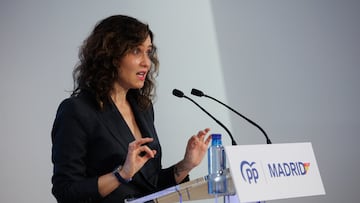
136 71 147 81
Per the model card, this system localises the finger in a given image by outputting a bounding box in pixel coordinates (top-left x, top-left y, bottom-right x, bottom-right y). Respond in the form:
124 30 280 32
197 131 205 140
204 134 212 145
134 137 154 146
198 128 210 138
139 150 157 159
185 136 196 149
201 128 210 136
188 135 197 144
138 145 156 158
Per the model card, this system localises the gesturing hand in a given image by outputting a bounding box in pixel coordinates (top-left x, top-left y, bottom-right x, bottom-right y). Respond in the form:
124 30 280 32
182 128 211 171
120 138 157 179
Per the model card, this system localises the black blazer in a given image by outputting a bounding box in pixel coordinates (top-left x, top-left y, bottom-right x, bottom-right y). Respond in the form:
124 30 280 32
51 91 182 203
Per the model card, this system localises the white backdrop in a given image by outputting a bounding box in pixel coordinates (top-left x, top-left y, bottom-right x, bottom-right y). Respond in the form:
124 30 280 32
0 0 359 203
0 1 229 203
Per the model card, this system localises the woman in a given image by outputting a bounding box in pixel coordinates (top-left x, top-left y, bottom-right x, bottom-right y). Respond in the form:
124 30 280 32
51 15 211 203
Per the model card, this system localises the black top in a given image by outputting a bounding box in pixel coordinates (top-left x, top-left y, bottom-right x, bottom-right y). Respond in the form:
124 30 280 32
51 91 186 203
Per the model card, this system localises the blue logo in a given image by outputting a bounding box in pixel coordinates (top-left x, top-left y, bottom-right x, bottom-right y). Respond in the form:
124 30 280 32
240 161 259 184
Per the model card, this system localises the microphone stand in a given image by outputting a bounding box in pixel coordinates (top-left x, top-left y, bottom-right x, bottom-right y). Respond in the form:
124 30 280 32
173 89 237 145
191 88 272 144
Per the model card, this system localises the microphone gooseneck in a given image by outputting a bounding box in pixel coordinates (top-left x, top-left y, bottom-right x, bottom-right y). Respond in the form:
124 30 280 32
172 89 237 145
191 88 272 144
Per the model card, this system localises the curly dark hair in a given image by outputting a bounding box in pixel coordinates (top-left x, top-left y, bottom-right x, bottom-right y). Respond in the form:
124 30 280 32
72 15 159 110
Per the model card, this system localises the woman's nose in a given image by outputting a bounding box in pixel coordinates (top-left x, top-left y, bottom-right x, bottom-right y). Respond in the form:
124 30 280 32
140 53 151 68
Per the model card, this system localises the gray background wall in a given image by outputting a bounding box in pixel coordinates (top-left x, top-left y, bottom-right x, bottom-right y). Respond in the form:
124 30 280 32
0 0 359 202
211 1 360 202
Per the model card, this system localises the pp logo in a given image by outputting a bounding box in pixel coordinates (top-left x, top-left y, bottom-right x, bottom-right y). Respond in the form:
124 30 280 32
240 161 259 184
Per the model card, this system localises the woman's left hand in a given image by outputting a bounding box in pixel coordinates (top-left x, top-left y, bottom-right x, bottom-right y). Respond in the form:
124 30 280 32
182 128 212 170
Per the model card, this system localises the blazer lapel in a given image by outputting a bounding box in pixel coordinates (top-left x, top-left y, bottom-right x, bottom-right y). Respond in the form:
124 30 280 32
128 97 161 188
97 101 135 149
98 96 160 189
128 98 154 139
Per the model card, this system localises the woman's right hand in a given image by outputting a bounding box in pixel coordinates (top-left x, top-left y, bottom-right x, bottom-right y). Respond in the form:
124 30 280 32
119 138 157 180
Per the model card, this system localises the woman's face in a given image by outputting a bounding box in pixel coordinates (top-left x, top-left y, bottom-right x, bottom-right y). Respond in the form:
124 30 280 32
116 36 153 91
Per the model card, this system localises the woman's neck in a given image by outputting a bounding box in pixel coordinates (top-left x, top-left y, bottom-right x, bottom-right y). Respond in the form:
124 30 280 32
110 84 128 106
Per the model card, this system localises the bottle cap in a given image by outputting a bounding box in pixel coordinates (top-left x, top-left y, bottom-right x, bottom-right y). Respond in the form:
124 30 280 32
211 134 221 140
211 134 222 146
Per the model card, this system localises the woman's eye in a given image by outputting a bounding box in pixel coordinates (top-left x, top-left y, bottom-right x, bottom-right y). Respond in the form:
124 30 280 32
130 47 154 58
147 49 154 57
132 48 141 55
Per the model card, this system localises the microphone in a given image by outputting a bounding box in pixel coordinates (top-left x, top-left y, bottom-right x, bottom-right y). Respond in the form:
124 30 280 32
172 89 237 145
191 88 272 144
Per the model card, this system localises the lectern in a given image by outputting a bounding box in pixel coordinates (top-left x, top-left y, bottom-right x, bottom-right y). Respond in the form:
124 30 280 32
126 142 325 203
125 168 236 203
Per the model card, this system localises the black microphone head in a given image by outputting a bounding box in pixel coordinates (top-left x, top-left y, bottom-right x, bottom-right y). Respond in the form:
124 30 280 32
172 89 184 98
191 88 204 97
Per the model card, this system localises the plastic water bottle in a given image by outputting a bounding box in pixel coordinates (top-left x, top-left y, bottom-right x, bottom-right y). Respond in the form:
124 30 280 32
208 133 227 194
